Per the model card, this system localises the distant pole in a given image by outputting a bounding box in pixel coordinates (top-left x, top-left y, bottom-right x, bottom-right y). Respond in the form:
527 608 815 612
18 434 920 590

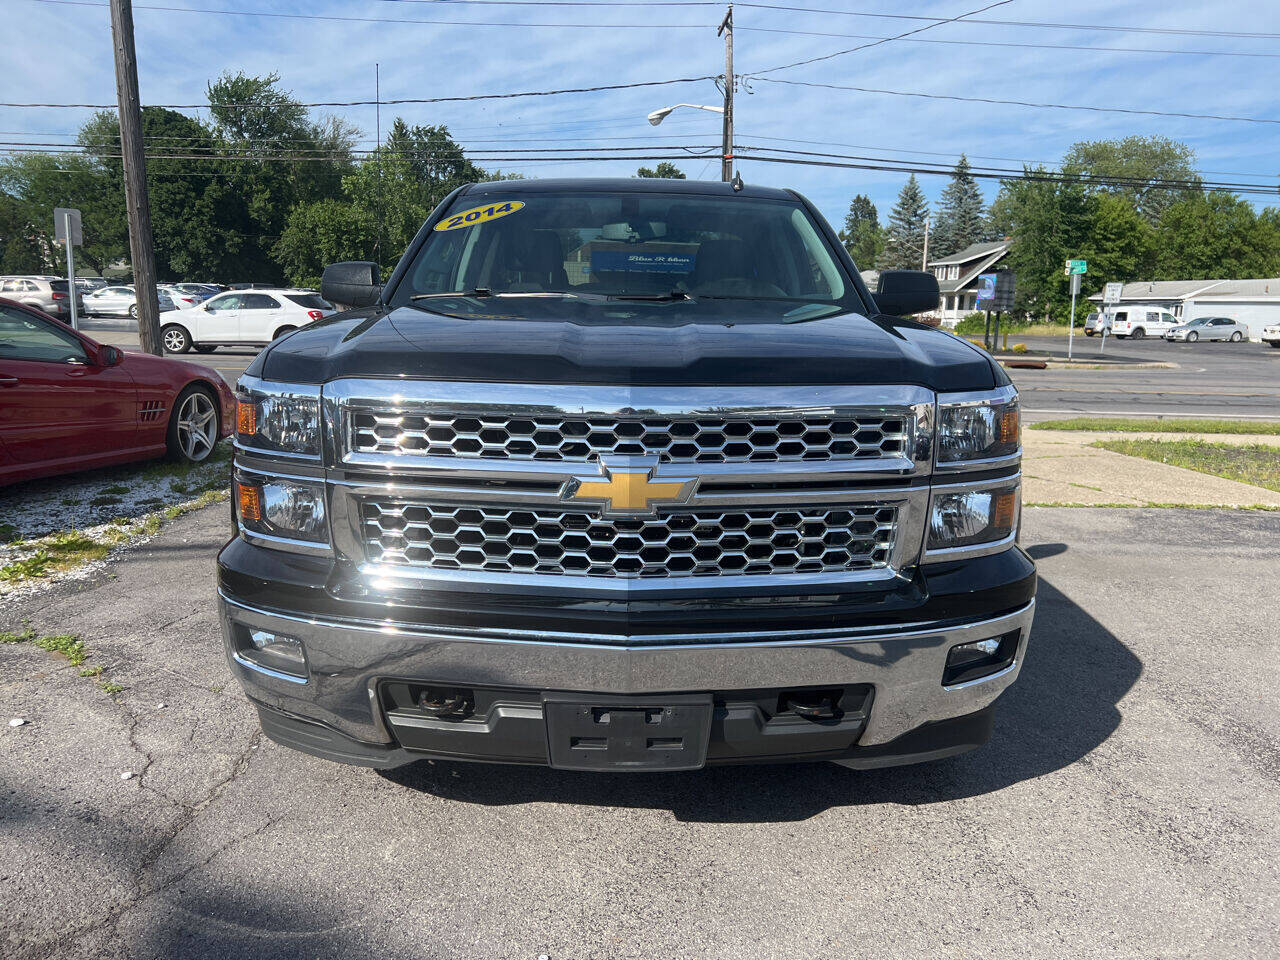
921 214 930 271
109 0 162 355
1068 273 1080 361
375 62 382 268
718 5 733 182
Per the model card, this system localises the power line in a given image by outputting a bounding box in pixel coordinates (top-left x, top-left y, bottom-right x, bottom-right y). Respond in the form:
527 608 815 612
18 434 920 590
737 25 1280 60
0 75 717 110
734 3 1280 40
752 77 1280 126
29 0 713 30
749 0 1013 77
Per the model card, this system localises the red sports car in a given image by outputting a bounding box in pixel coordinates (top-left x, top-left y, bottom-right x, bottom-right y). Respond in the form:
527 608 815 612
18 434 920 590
0 297 234 487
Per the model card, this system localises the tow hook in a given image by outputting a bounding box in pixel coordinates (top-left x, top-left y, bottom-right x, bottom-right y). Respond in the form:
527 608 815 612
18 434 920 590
784 693 841 721
417 687 472 719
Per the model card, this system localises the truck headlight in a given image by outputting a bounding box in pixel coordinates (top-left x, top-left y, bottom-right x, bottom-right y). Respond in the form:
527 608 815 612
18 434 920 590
937 387 1019 465
235 378 321 458
926 480 1020 556
236 475 330 549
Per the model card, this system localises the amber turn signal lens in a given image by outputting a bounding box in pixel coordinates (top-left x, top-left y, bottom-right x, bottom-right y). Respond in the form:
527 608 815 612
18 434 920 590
236 480 263 522
236 399 257 436
998 408 1020 444
993 490 1017 530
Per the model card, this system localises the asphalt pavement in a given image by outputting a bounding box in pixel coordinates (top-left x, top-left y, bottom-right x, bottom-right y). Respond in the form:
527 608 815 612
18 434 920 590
83 319 1280 422
2 505 1277 959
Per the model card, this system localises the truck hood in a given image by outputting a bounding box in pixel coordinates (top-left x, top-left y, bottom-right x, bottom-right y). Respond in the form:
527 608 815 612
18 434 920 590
252 305 1002 391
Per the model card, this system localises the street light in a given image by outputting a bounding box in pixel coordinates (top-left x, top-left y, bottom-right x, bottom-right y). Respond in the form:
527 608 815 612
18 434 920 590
646 104 724 126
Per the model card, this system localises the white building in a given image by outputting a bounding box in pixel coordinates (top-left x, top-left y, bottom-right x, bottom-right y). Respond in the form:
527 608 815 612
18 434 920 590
1089 279 1280 339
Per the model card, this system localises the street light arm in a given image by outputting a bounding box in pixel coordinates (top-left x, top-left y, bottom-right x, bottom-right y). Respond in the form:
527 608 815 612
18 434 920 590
647 104 725 126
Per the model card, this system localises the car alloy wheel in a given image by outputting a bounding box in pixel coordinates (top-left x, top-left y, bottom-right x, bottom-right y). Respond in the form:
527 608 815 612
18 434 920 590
1230 331 1242 342
1187 331 1198 342
128 303 138 319
174 390 218 462
162 325 190 353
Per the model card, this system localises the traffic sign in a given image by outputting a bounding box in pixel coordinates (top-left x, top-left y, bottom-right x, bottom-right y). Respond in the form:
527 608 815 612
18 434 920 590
1103 281 1123 304
54 207 82 246
1065 259 1087 275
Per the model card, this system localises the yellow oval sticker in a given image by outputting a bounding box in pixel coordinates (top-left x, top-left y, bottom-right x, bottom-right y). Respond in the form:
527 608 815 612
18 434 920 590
433 200 525 232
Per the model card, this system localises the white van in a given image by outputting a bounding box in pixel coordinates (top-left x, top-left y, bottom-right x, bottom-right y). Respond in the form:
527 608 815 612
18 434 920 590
1110 305 1179 340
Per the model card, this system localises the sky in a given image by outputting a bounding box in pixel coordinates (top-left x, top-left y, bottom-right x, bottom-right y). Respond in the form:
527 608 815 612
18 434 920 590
4 0 1280 234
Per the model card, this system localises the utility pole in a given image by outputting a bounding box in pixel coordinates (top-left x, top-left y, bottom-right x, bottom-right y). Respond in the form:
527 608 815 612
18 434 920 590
109 0 162 355
718 4 734 182
921 213 930 271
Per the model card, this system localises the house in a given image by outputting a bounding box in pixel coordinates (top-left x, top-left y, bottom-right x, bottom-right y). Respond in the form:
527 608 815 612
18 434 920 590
1088 279 1280 339
926 240 1010 326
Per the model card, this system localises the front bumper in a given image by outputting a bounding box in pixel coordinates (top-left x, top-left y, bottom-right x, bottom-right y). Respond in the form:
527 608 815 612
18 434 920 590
218 588 1034 770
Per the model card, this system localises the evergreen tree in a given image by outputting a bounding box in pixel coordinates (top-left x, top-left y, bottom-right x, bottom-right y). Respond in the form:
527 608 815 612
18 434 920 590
933 155 986 257
878 175 928 270
838 194 881 267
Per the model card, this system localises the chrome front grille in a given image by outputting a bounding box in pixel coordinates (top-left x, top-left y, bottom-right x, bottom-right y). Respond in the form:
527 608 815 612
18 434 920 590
350 411 910 464
361 500 899 579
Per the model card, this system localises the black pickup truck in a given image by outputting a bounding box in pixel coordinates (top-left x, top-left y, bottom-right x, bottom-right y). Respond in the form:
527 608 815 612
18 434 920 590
218 178 1035 772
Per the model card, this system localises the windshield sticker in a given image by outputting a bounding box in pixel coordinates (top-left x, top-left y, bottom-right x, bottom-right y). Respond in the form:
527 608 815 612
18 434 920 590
434 201 525 232
589 251 696 274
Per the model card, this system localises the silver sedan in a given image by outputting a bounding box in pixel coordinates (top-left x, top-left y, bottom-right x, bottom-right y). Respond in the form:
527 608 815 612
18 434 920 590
1164 316 1248 342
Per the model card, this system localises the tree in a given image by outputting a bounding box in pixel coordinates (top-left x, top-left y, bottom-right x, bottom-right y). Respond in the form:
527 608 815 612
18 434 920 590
274 197 378 286
0 192 45 273
1153 192 1280 279
932 155 985 258
1062 135 1200 222
878 175 928 270
838 194 881 268
636 162 685 179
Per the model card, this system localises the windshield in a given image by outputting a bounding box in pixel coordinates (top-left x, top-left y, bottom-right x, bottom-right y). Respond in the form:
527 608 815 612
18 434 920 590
388 191 862 319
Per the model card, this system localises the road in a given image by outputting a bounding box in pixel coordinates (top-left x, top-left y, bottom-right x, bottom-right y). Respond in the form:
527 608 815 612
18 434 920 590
85 320 1280 422
2 505 1278 958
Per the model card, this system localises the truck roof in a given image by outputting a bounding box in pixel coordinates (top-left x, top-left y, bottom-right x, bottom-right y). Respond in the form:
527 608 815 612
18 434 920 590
461 177 798 203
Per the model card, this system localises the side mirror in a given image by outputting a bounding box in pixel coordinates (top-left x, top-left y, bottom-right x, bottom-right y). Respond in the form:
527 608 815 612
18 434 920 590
321 261 382 309
98 345 123 366
874 270 940 317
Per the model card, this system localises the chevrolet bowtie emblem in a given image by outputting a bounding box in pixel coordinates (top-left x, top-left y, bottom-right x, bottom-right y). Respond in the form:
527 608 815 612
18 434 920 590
564 459 696 516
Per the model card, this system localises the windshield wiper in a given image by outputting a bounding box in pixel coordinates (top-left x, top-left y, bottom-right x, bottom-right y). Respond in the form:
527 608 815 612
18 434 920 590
607 289 691 302
411 288 492 301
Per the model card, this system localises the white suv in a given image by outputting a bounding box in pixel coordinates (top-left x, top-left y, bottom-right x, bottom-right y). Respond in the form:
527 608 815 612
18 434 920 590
160 289 334 354
1110 306 1179 340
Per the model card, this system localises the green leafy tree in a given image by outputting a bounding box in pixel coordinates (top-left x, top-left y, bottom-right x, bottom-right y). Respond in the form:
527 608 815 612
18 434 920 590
878 175 928 270
273 197 378 286
1153 192 1280 278
932 155 986 258
0 192 46 273
636 162 685 179
1062 135 1200 222
838 194 881 267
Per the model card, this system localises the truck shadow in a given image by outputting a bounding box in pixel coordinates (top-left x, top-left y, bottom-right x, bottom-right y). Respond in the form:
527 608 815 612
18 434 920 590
380 574 1142 822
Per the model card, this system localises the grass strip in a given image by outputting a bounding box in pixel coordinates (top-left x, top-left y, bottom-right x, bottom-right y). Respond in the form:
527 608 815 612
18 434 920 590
1032 418 1280 435
1093 438 1280 493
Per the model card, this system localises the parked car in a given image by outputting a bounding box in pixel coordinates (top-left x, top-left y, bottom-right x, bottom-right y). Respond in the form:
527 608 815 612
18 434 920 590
1261 324 1280 348
1164 316 1248 342
82 284 176 318
172 283 219 303
73 277 108 294
217 177 1035 773
160 289 334 353
1110 306 1180 340
0 298 234 486
1083 312 1110 336
158 284 202 311
0 276 81 322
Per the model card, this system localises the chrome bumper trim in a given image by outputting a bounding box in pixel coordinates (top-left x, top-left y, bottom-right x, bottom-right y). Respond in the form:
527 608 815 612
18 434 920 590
218 592 1034 747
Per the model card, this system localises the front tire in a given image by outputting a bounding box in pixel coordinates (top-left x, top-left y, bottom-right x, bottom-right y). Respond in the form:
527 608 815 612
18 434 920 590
128 303 139 319
1230 331 1243 342
1187 331 1199 342
161 324 192 354
166 385 219 464
1085 330 1094 337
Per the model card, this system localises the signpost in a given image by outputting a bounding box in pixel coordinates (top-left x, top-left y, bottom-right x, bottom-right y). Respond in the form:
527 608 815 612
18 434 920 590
54 207 82 331
976 270 1017 350
1065 259 1087 360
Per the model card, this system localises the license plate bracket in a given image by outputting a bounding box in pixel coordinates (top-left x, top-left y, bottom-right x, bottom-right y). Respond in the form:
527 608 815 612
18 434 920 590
543 693 714 772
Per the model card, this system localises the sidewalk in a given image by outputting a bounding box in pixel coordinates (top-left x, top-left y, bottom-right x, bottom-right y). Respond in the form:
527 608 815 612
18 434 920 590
1023 429 1280 507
